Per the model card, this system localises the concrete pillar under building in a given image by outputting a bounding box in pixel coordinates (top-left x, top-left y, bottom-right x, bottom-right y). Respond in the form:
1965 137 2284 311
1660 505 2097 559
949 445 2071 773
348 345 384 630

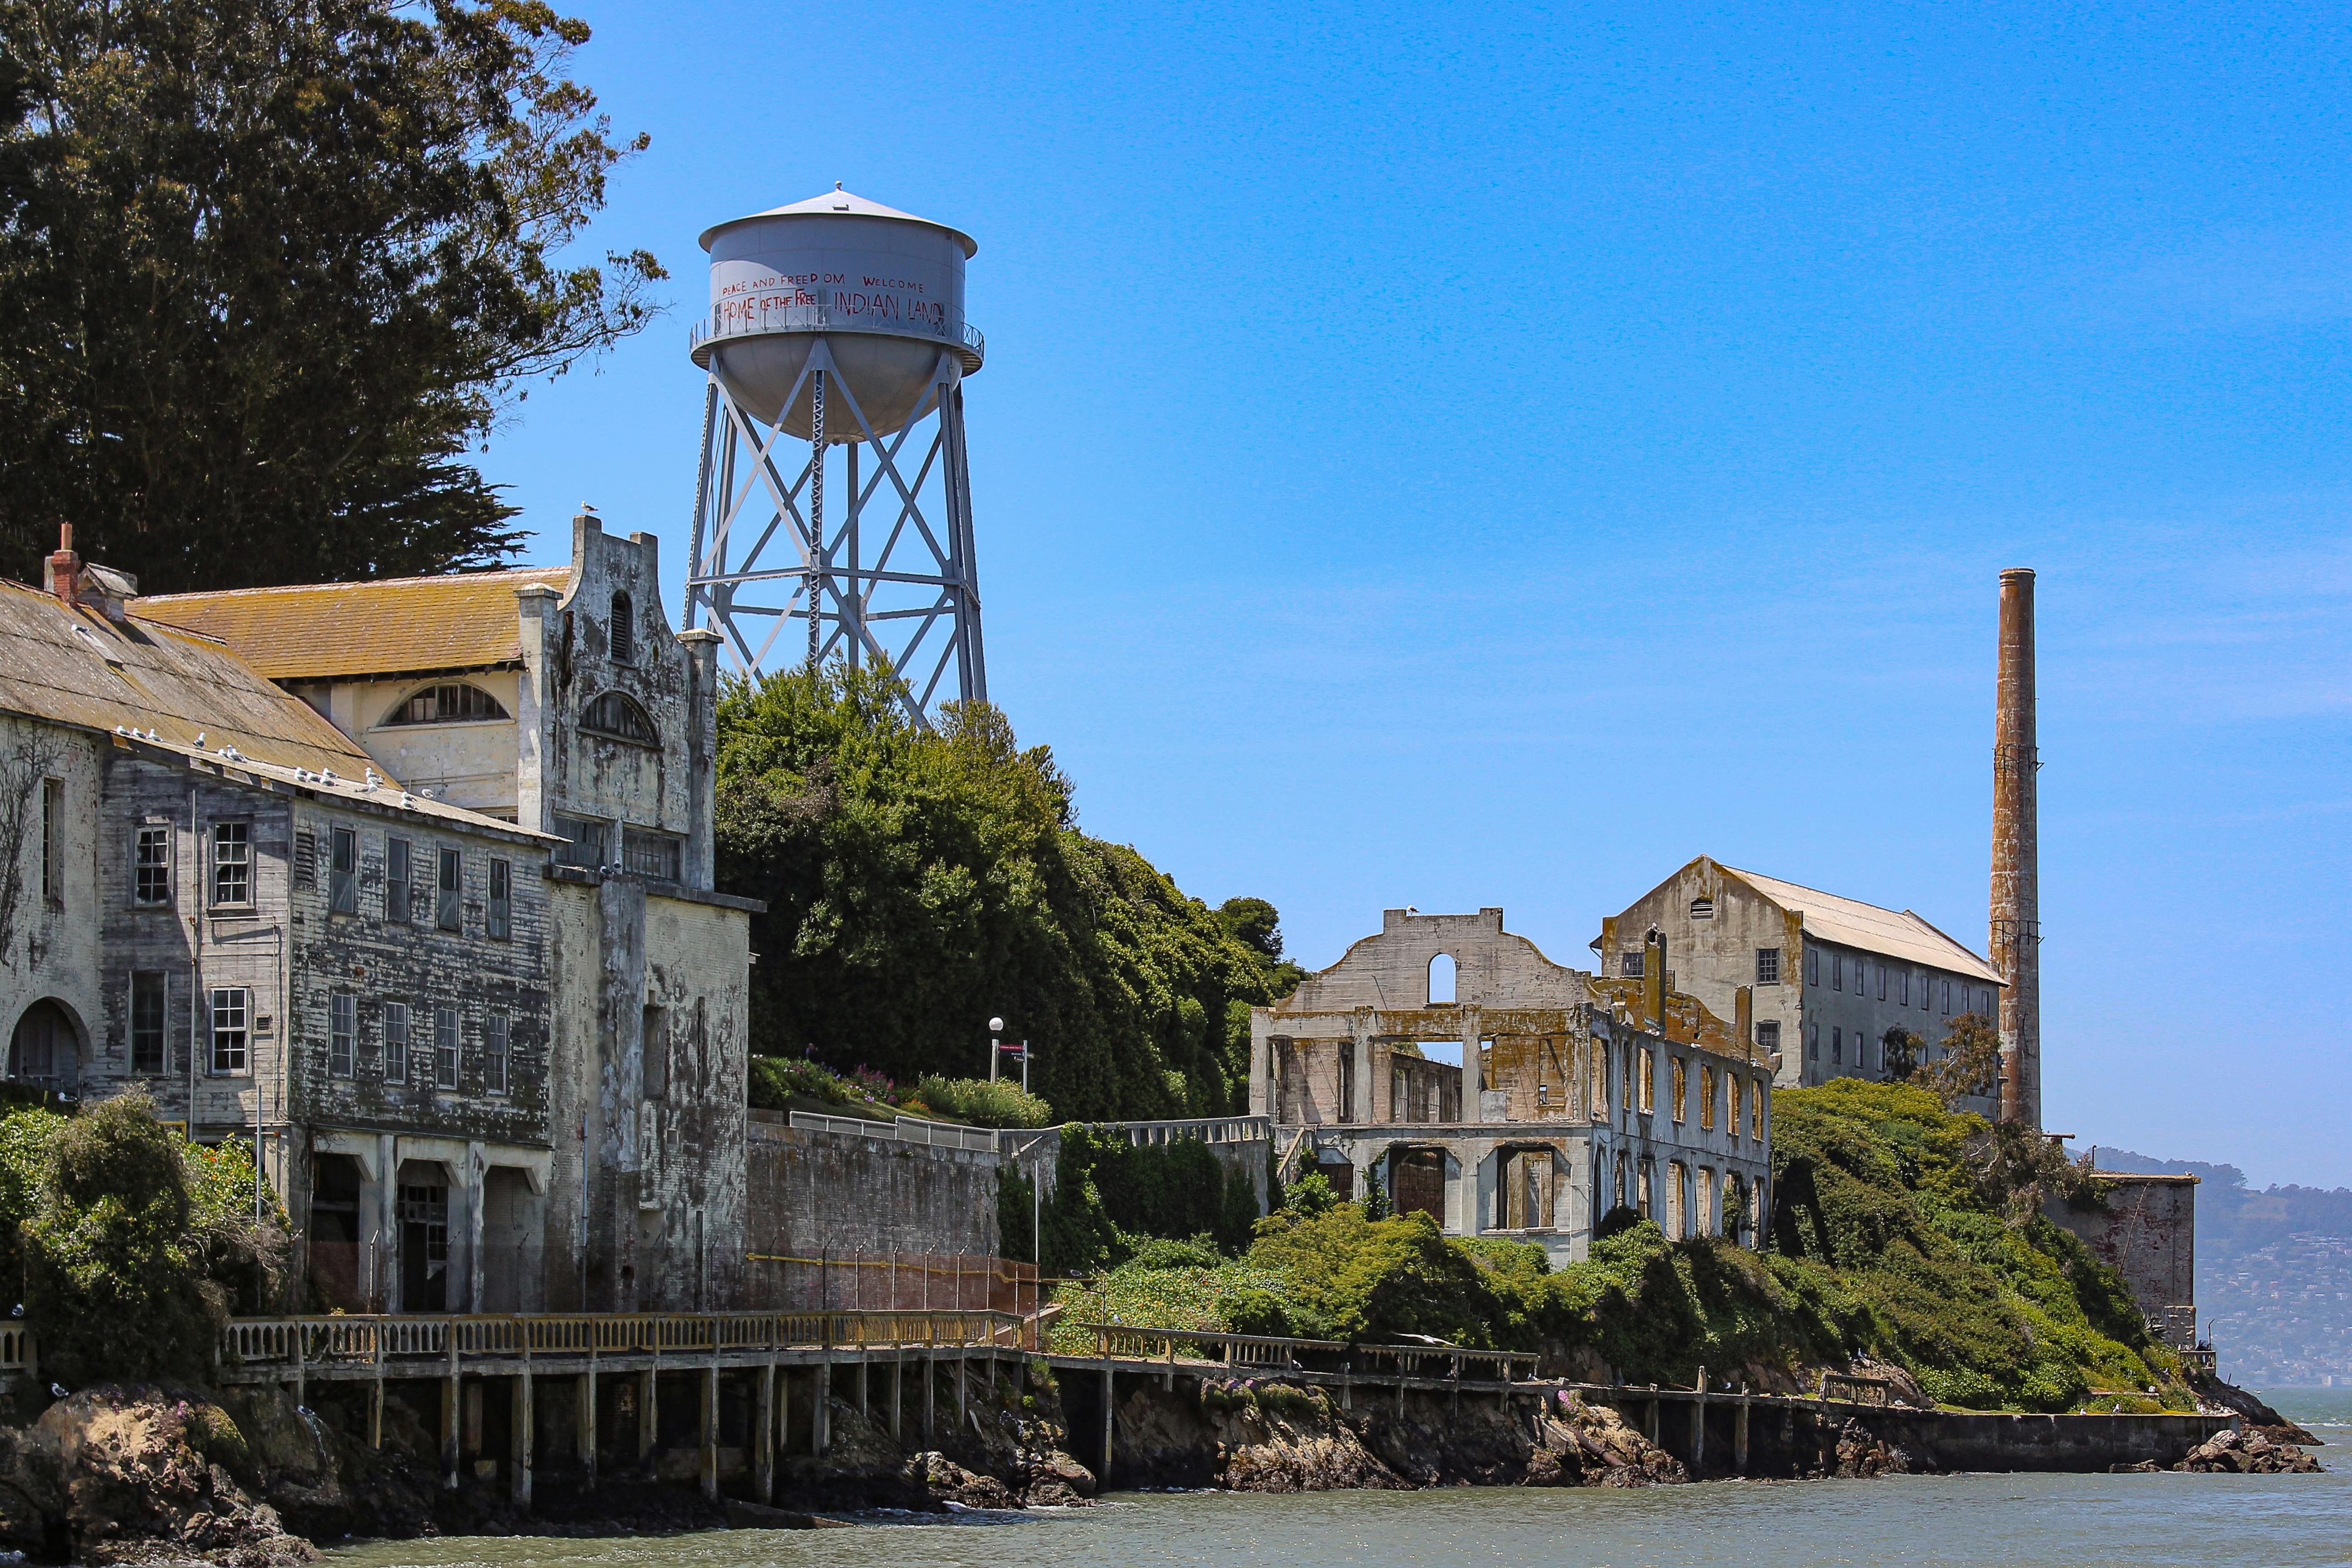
510 1372 534 1507
576 1370 596 1484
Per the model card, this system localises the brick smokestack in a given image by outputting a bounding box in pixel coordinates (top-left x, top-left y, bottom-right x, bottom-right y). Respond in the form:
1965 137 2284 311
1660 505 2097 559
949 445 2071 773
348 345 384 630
1991 568 2040 1127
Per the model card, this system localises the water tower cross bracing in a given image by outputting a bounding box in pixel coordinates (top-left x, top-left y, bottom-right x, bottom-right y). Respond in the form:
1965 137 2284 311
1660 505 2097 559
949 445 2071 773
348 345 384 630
683 186 989 723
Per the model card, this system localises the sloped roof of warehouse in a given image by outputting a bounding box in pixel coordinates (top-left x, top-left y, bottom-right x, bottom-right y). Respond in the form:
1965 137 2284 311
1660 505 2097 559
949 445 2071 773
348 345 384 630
137 567 571 681
1721 865 2005 985
0 578 381 774
0 579 552 841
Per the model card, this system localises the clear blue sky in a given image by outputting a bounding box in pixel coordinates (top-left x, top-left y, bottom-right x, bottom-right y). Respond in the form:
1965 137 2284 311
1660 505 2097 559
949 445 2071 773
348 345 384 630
485 1 2352 1186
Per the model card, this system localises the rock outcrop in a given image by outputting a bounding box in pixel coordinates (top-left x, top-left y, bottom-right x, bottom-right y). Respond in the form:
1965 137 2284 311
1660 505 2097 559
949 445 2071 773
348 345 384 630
2172 1427 2322 1475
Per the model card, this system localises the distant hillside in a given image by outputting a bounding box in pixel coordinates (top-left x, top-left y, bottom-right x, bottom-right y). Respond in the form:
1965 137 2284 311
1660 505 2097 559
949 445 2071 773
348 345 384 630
2091 1145 2352 1385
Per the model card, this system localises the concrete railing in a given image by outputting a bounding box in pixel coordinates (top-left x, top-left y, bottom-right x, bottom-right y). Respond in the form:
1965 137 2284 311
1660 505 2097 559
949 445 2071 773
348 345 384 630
1084 1115 1272 1147
780 1109 1000 1155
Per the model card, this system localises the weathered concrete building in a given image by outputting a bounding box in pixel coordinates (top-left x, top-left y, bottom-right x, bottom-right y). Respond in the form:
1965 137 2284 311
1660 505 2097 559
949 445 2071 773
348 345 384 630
1597 857 2003 1108
0 515 759 1314
2048 1171 2201 1352
1250 908 1771 1262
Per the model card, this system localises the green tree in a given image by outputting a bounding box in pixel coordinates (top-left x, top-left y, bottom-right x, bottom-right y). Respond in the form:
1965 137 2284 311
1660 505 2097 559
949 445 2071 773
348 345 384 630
0 0 660 590
1916 1011 2003 1106
714 662 1298 1119
22 1093 281 1386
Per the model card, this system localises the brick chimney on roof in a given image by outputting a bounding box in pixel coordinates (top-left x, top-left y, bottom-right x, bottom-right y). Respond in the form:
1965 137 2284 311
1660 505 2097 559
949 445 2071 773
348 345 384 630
44 525 80 604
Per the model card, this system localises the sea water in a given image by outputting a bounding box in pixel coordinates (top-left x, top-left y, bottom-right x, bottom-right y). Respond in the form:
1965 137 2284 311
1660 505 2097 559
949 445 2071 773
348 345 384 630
329 1465 2352 1568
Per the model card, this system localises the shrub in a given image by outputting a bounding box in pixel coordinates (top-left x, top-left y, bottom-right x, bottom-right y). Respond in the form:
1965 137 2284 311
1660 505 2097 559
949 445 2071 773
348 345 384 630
916 1074 1054 1128
24 1093 282 1387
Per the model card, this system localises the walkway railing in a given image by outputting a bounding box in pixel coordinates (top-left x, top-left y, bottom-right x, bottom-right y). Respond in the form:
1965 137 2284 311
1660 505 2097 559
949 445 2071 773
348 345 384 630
1083 1116 1272 1148
221 1309 1027 1376
762 1109 1002 1155
1056 1323 1539 1385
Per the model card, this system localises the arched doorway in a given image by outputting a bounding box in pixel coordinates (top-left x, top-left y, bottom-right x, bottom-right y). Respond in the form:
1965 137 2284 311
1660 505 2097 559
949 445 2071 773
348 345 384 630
8 1000 80 1092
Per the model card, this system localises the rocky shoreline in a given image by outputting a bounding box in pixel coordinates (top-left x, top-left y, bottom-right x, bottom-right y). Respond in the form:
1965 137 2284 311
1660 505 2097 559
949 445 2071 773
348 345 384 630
0 1368 2321 1564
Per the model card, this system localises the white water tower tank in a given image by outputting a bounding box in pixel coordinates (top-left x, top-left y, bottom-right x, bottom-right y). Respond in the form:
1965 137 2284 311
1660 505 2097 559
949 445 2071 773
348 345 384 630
691 185 982 440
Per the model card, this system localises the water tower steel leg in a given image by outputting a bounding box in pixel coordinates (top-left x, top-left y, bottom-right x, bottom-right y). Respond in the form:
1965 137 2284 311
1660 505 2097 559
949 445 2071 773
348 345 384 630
808 365 825 669
685 378 718 631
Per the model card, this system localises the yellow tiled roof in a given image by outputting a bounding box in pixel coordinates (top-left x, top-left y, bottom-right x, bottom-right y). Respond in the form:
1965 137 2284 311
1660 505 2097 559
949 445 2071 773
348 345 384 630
1720 865 2004 985
137 567 571 681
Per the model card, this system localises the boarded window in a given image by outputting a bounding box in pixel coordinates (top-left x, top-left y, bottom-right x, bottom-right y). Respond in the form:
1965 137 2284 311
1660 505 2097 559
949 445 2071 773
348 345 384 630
1700 1065 1717 1131
1671 1057 1687 1122
293 830 315 890
131 972 166 1074
1689 897 1714 920
330 828 358 915
642 1004 667 1099
1878 963 1887 1002
134 825 171 906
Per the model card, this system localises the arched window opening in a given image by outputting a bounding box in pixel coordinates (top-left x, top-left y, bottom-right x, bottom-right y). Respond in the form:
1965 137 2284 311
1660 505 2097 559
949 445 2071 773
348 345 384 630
609 591 635 666
1427 952 1456 1004
581 691 659 745
9 1000 78 1090
387 683 508 725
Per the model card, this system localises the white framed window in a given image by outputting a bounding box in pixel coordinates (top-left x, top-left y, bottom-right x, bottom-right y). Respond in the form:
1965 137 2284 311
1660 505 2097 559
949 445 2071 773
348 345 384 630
329 992 357 1078
211 821 251 906
434 1005 459 1089
134 825 172 906
210 986 250 1074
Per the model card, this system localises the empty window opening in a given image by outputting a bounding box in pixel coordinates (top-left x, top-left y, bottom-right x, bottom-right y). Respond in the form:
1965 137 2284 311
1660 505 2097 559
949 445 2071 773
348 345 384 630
40 778 62 905
1670 1056 1688 1122
1806 946 1819 986
330 827 358 915
387 683 507 725
1756 1019 1781 1058
1831 1027 1843 1065
1700 1065 1717 1132
1427 952 1456 1004
131 972 167 1075
1638 1048 1655 1114
609 592 636 665
1807 1022 1819 1059
1832 954 1843 991
581 691 659 745
1877 963 1887 1002
553 816 607 869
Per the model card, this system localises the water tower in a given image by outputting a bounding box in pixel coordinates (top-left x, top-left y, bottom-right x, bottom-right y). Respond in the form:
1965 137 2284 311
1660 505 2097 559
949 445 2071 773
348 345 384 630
682 186 988 720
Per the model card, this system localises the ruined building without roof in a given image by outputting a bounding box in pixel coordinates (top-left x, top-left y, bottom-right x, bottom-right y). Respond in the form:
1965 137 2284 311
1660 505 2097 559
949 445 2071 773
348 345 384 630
1252 907 1774 1263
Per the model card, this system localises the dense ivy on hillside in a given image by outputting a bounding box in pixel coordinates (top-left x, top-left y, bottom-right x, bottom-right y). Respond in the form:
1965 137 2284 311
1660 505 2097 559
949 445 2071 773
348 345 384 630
1016 1126 1263 1273
1049 1083 2191 1413
715 665 1303 1120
